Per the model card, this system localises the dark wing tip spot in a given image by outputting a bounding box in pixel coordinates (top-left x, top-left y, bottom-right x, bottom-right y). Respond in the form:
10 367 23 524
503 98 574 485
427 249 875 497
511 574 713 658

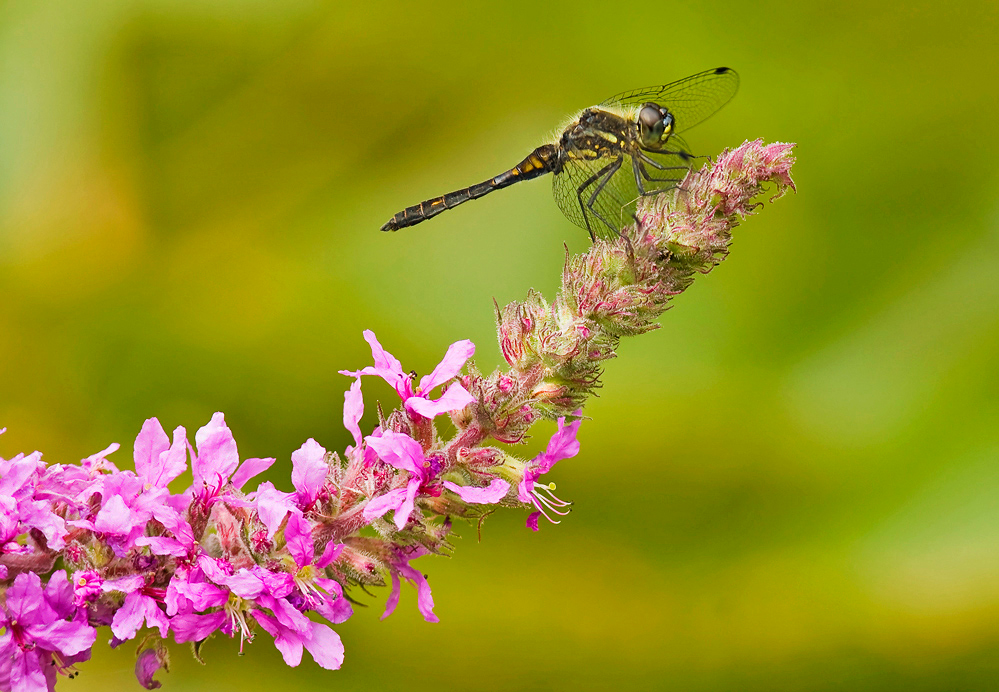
715 66 732 74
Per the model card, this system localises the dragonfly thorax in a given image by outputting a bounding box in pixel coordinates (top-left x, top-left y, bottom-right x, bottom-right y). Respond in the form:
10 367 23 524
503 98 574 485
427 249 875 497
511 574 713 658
637 103 674 150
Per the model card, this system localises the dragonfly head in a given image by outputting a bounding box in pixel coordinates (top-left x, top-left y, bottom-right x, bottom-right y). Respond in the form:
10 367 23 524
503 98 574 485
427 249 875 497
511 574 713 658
637 103 674 149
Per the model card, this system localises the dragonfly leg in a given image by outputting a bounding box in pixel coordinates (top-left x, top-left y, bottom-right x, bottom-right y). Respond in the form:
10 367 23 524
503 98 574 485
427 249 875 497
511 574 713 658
575 158 619 241
638 161 684 188
632 156 649 196
586 156 637 262
584 156 625 235
640 146 704 164
637 151 689 173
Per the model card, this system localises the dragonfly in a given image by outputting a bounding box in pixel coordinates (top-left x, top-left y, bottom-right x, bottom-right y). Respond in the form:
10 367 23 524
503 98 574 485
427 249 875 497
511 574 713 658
380 67 739 241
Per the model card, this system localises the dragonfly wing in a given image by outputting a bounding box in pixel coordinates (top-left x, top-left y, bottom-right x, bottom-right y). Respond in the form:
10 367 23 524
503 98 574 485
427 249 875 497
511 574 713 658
600 67 739 134
553 148 647 240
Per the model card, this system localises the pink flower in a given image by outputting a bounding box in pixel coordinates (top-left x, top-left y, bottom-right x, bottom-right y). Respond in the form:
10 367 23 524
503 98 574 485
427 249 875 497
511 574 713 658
0 450 67 551
133 418 188 491
250 438 334 539
380 547 437 624
0 571 97 692
290 439 329 511
340 330 475 419
517 412 582 530
185 413 275 507
363 431 442 530
251 610 344 671
105 575 170 642
283 513 352 625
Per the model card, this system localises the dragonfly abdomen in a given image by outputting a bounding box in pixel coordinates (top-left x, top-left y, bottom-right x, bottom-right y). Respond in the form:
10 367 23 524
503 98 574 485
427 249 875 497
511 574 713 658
381 145 558 232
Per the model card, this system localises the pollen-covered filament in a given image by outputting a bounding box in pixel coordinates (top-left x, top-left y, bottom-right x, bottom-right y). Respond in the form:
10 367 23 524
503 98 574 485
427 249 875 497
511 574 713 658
530 481 572 525
294 565 326 607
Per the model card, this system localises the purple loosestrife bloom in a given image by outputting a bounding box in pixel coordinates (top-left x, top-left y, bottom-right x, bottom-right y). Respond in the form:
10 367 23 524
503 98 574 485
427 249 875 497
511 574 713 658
284 513 352 625
185 413 275 508
251 611 344 671
381 546 437 623
0 571 97 692
340 330 475 419
133 418 188 495
517 412 582 530
105 575 170 641
69 421 193 557
0 450 67 552
251 438 334 539
363 431 443 530
290 439 329 511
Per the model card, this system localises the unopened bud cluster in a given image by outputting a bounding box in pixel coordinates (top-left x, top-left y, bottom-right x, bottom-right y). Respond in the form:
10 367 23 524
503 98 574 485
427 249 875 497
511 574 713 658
0 139 794 691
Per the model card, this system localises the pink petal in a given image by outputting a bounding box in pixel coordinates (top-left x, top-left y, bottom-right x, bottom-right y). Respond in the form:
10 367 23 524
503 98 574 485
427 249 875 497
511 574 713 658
418 339 474 393
94 494 132 535
396 559 438 623
284 512 314 568
134 536 187 556
406 382 475 418
536 412 582 473
304 622 344 671
230 456 275 491
443 478 510 504
81 443 120 472
111 592 154 641
362 488 406 523
156 426 190 487
170 611 226 643
6 573 49 622
133 419 169 483
364 431 424 475
135 647 167 690
517 476 533 503
253 611 304 667
43 570 75 618
224 570 266 599
380 571 401 621
315 541 343 569
257 593 311 634
168 576 227 613
314 577 353 624
192 412 239 489
343 378 364 447
8 648 46 692
253 481 296 539
526 511 541 531
361 329 407 392
291 438 328 508
19 503 67 550
30 618 97 656
103 575 145 594
393 479 420 531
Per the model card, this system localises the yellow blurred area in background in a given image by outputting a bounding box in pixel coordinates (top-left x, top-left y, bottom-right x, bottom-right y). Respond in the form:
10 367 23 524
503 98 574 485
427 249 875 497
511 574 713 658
2 0 999 689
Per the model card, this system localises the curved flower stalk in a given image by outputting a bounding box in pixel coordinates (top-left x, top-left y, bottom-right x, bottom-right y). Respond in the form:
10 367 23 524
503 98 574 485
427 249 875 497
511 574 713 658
0 139 795 691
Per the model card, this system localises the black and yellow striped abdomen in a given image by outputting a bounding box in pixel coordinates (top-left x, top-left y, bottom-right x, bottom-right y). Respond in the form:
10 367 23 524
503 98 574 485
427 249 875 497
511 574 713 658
380 145 559 232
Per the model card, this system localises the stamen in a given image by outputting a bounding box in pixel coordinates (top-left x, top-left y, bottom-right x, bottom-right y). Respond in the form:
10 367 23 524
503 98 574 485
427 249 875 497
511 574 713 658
225 598 254 654
533 481 572 507
534 492 572 516
530 499 562 525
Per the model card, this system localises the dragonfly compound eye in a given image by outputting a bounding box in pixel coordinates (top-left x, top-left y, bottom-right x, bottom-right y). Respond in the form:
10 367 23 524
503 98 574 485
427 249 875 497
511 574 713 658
638 104 672 148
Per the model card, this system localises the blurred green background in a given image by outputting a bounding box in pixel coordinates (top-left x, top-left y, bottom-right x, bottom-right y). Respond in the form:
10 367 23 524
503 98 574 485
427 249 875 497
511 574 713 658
2 0 999 689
